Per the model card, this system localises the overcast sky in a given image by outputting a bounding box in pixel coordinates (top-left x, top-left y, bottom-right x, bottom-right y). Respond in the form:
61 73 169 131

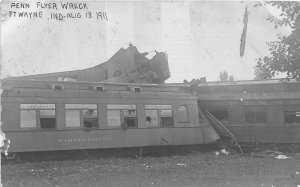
1 1 289 82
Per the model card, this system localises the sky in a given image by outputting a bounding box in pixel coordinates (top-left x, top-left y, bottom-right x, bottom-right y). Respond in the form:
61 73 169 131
1 0 289 83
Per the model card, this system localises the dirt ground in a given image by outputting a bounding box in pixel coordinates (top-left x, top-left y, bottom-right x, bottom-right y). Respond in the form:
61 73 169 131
2 145 300 187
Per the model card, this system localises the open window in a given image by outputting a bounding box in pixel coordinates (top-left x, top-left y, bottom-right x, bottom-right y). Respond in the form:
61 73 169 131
145 105 174 127
51 84 64 90
284 111 300 124
40 110 56 129
107 105 137 128
83 109 98 128
123 109 137 128
160 109 173 127
65 104 98 128
20 104 56 129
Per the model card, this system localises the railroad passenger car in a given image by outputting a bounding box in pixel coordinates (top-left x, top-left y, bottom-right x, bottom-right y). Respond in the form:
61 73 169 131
196 79 300 144
1 79 219 152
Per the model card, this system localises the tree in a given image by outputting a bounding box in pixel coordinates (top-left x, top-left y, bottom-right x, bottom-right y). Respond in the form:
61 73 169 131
254 2 300 80
219 71 228 81
219 71 235 81
253 66 272 80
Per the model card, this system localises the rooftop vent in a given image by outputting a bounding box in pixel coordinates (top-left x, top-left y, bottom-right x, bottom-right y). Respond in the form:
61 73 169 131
130 86 141 93
92 86 105 92
51 85 64 90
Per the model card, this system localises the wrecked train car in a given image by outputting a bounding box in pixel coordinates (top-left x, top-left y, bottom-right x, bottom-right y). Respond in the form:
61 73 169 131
196 79 300 144
1 46 219 152
8 45 170 84
1 80 219 152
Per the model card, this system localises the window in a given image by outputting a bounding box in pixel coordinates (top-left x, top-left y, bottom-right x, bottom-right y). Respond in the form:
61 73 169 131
177 106 189 122
145 105 174 127
107 105 137 128
160 110 173 127
66 110 80 127
65 104 98 128
244 106 267 124
107 110 121 127
95 86 104 92
284 111 300 123
123 109 137 128
52 85 64 90
40 110 56 129
20 104 56 129
133 87 141 93
20 110 36 128
83 109 98 128
145 110 158 126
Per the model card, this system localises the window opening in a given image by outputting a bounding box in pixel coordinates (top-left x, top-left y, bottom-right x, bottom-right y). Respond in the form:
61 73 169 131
284 111 300 123
40 109 56 129
65 104 98 128
145 110 158 126
145 105 173 127
107 105 137 128
83 109 98 128
19 104 56 129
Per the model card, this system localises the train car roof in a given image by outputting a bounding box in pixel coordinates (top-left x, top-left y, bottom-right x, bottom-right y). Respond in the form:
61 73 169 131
191 78 300 101
167 78 300 87
1 78 191 93
197 78 300 87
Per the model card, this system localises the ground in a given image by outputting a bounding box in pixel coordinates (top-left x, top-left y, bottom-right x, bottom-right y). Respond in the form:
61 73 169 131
2 145 300 187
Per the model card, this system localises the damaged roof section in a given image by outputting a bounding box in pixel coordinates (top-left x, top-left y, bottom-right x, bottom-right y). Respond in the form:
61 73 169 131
7 44 170 84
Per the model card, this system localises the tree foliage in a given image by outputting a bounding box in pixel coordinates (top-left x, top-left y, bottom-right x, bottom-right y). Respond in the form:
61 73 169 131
219 71 228 81
219 71 235 81
253 66 272 80
254 1 300 80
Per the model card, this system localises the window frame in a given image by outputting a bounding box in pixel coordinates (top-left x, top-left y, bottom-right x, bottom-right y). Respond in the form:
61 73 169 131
244 106 268 125
65 109 81 128
145 105 174 128
65 104 99 129
177 105 190 123
39 109 57 129
20 109 37 129
284 111 300 124
145 109 159 127
82 109 99 128
19 104 57 130
107 105 138 129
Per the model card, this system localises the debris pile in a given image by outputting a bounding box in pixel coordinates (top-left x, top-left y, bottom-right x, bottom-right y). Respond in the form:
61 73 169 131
7 44 171 84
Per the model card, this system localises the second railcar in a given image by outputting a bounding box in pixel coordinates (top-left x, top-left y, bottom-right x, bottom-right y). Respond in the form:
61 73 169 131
196 79 300 144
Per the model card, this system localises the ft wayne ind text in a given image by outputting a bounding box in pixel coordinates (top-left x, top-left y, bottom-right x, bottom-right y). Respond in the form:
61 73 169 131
8 11 108 21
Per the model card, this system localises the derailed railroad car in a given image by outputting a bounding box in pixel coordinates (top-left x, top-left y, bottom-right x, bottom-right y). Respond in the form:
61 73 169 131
196 79 300 144
1 79 219 152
